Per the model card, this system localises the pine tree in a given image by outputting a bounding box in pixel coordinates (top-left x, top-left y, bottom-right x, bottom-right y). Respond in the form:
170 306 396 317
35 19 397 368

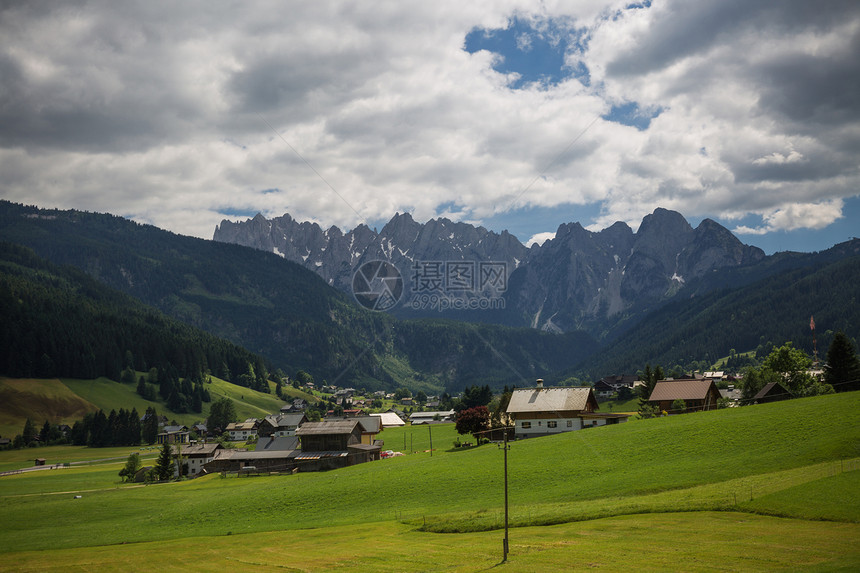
128 407 141 445
155 441 175 481
637 365 664 416
824 331 860 392
22 418 37 445
40 420 52 443
142 406 159 444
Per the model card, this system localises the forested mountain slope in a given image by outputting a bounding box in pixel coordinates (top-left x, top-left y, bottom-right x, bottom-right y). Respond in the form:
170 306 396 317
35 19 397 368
0 242 271 386
567 243 860 379
0 202 597 392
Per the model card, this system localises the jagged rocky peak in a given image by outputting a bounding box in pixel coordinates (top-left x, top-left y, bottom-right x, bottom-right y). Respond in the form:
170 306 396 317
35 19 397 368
634 208 694 255
213 208 765 333
679 218 766 274
378 212 422 244
597 221 634 250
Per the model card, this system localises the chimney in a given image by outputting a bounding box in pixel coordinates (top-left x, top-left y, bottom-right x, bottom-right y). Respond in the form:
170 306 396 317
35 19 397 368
535 378 544 389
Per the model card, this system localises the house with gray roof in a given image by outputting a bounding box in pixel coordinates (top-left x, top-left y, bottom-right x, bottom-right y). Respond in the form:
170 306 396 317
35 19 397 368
157 425 190 445
173 442 222 478
259 413 307 437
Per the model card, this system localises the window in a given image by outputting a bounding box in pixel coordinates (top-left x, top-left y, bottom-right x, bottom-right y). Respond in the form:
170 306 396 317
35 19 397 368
567 420 573 427
521 422 531 429
547 421 557 428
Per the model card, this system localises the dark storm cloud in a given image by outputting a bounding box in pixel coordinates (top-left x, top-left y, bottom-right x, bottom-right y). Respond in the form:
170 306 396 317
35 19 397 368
753 29 860 127
605 0 860 77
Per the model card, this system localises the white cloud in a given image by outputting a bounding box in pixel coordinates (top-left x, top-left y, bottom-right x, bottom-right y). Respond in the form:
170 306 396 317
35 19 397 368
733 199 845 235
526 231 556 247
753 149 804 166
0 0 858 244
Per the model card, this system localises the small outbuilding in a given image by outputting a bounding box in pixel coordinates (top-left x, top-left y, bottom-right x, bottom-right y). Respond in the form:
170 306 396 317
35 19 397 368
753 381 790 404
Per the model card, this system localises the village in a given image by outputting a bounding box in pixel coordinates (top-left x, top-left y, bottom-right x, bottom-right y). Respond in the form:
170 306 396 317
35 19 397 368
141 366 806 482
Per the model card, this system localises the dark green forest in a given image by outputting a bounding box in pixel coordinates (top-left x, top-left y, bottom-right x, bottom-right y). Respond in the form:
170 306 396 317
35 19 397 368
566 250 860 380
0 242 271 393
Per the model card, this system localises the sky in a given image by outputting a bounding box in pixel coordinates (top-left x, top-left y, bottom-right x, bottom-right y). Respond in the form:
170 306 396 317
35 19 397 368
1 1 859 254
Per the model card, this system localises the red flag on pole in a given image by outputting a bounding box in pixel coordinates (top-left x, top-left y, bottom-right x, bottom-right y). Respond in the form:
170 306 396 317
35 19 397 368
810 315 815 330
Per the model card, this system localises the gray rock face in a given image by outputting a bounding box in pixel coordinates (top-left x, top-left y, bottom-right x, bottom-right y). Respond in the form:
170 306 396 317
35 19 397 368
213 208 764 334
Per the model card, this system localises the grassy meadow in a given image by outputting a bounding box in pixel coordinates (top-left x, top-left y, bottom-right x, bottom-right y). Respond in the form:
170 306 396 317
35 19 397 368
0 391 858 571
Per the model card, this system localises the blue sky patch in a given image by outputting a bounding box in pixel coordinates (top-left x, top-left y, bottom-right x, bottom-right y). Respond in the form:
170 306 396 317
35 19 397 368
464 16 588 88
602 102 662 131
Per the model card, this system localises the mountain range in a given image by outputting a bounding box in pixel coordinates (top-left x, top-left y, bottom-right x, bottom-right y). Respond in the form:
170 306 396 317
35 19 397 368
214 208 766 338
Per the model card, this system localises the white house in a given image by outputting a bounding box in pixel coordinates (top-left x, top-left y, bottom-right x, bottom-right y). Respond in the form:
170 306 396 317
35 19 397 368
506 381 630 439
226 419 259 442
174 443 222 477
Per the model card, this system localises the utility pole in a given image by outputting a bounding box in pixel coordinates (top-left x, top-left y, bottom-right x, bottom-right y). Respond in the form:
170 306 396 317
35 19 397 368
502 426 510 562
428 424 433 457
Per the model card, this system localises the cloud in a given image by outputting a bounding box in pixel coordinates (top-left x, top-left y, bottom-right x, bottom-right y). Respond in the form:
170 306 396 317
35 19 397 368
0 0 857 244
526 231 556 247
733 199 845 235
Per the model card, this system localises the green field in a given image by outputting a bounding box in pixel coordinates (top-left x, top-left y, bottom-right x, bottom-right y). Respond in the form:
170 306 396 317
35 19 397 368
0 392 858 571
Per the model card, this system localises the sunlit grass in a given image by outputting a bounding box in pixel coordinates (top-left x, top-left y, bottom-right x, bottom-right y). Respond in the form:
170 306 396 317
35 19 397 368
0 391 857 568
0 513 857 572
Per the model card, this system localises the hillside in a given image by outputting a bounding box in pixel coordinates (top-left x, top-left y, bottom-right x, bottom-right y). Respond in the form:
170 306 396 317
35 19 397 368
0 201 597 392
0 375 287 439
0 241 273 388
0 391 857 567
566 246 860 378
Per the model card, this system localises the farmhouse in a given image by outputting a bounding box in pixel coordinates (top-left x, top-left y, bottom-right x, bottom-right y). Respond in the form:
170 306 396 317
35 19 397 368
174 442 222 478
353 415 381 445
295 419 380 470
648 379 721 413
157 425 190 444
593 374 640 398
280 398 309 413
506 382 630 439
226 419 259 442
258 413 307 437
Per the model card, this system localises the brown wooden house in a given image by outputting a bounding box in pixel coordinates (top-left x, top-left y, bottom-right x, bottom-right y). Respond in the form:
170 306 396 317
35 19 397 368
648 379 722 413
295 420 380 470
